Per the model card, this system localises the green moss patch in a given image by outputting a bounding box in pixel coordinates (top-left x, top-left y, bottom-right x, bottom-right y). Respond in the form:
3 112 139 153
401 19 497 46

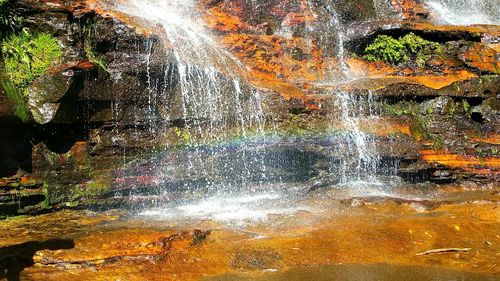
364 33 441 66
364 35 406 64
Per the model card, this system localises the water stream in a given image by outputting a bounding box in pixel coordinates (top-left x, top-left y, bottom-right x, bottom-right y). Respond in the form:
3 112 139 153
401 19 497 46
424 0 500 25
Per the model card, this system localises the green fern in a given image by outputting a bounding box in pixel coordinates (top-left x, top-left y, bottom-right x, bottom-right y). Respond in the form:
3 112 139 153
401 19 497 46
2 31 62 87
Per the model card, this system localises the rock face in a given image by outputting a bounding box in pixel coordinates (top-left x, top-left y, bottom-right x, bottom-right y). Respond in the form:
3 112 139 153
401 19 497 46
0 0 499 216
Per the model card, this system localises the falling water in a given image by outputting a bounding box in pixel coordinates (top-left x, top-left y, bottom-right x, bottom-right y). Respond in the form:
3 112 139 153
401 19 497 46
335 91 381 184
310 2 384 185
112 0 275 201
424 0 500 25
105 0 393 220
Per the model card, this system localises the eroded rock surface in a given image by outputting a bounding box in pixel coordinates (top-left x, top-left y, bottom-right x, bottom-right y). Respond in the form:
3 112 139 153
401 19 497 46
0 0 499 215
0 189 498 280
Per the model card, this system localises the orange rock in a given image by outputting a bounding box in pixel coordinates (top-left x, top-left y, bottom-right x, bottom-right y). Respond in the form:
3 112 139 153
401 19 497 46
461 43 500 74
472 133 500 145
73 60 96 70
419 150 500 173
3 199 497 281
346 58 477 89
220 33 325 100
390 0 429 20
203 5 251 32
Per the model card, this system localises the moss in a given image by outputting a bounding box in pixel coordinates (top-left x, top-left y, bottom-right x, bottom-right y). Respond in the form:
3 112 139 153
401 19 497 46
40 182 52 210
462 100 472 118
2 31 62 87
364 33 441 66
174 126 190 142
447 101 458 115
399 33 441 55
379 101 418 116
5 215 28 221
409 116 429 142
288 114 306 136
364 35 406 64
69 179 110 202
432 136 444 150
9 182 20 188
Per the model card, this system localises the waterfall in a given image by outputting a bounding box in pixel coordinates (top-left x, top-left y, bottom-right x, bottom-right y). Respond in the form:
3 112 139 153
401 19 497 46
108 0 390 197
112 0 274 198
310 2 384 185
115 0 249 138
424 0 500 25
335 91 381 185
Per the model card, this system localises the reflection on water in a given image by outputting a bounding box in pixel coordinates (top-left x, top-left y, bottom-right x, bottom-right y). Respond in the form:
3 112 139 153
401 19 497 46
136 180 418 226
205 264 499 281
139 192 311 225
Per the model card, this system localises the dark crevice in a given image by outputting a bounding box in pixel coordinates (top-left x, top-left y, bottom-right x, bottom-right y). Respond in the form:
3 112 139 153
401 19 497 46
470 112 485 124
467 97 484 107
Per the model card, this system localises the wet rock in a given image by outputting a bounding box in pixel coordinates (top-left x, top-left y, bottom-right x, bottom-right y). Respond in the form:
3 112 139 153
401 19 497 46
0 0 498 215
231 249 283 271
1 196 499 280
389 0 430 20
26 72 74 124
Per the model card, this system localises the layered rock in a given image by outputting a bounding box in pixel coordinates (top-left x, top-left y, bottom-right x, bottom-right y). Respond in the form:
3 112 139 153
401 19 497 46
0 0 499 217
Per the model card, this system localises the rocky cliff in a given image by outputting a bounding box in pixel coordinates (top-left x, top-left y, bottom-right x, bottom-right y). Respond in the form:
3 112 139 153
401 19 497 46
0 0 498 217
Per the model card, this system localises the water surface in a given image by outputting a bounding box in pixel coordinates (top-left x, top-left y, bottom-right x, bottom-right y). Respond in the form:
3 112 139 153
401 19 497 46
205 264 500 281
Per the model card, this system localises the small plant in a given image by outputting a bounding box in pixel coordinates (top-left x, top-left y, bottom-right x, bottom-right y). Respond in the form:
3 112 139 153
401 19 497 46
364 33 442 66
0 0 22 36
462 100 472 118
2 31 62 87
83 21 108 74
400 33 441 67
0 74 30 121
364 35 406 64
174 127 190 142
84 42 108 74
